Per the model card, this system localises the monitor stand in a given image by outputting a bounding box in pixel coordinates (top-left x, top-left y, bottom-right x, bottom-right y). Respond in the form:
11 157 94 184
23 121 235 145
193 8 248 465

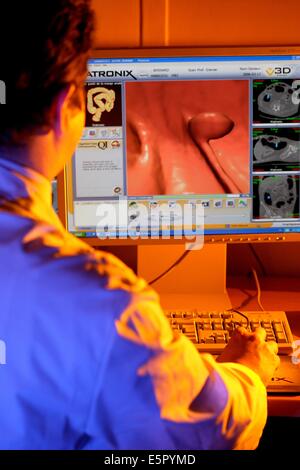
138 243 232 311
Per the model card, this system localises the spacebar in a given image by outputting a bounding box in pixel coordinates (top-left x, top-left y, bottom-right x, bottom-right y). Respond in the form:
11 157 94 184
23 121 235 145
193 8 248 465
194 342 292 355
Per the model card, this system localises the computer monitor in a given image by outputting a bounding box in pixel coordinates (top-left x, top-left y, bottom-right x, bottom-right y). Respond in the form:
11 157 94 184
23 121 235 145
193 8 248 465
58 46 300 244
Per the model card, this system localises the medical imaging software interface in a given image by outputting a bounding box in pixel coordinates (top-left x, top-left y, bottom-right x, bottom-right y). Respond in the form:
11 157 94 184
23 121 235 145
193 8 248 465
64 54 300 238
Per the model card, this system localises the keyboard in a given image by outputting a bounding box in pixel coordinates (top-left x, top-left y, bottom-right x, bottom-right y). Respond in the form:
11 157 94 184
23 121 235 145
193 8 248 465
165 310 293 354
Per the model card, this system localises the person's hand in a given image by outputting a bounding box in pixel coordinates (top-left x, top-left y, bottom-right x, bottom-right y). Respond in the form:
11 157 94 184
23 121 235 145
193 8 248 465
217 327 280 385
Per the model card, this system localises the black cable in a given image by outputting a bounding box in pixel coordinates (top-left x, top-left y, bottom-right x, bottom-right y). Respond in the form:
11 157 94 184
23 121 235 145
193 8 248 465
148 250 191 286
248 243 267 276
227 308 250 329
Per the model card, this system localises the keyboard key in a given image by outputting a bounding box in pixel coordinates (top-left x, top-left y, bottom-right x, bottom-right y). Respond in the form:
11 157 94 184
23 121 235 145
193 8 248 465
266 333 275 340
275 332 287 343
223 313 233 319
205 336 215 344
202 321 212 330
236 320 248 328
181 325 195 334
198 313 210 318
171 313 181 319
185 334 196 341
250 321 260 331
210 313 222 318
224 320 234 329
174 325 181 331
264 326 273 332
215 333 226 343
224 331 229 343
273 322 284 332
212 321 223 330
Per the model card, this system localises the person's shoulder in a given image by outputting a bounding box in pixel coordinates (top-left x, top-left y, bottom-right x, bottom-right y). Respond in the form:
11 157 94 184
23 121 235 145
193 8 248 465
26 228 153 304
25 226 162 325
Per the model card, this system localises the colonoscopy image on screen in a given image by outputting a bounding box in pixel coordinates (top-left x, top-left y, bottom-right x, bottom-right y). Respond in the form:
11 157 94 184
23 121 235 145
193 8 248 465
253 79 300 124
253 127 300 172
253 174 300 219
125 80 250 196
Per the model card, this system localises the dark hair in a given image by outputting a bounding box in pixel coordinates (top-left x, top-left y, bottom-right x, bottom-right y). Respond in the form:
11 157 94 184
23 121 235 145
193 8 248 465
0 0 95 146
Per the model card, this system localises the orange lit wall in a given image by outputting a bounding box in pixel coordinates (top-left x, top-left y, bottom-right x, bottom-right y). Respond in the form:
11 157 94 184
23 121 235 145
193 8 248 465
92 0 300 48
91 0 300 280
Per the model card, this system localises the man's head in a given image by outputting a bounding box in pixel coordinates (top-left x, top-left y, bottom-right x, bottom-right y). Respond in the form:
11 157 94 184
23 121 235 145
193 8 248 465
0 0 94 179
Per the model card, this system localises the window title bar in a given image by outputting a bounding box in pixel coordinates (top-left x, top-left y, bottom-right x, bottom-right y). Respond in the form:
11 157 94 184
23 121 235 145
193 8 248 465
89 55 300 64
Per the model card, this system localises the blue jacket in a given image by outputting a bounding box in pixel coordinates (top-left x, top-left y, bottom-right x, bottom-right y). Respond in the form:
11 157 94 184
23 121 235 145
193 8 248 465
0 158 267 449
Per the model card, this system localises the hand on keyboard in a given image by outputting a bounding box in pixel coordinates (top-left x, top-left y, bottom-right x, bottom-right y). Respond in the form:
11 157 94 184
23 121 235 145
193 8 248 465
217 326 280 385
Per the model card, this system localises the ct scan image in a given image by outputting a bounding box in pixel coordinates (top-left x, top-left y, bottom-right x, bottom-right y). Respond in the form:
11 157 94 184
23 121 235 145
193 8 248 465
253 127 300 172
253 174 299 219
253 79 300 124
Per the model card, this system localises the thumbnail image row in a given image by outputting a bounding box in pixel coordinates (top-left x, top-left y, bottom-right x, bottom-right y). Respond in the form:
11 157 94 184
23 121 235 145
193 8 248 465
253 127 300 172
252 174 299 220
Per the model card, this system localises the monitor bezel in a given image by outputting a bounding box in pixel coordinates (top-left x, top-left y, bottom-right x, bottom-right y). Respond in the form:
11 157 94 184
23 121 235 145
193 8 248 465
57 45 300 246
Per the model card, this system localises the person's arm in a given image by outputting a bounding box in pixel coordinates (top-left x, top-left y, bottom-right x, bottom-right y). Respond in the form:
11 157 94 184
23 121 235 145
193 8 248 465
189 355 268 449
85 289 274 449
77 249 277 450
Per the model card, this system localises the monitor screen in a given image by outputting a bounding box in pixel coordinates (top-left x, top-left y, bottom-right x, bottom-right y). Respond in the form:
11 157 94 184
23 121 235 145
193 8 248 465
63 49 300 240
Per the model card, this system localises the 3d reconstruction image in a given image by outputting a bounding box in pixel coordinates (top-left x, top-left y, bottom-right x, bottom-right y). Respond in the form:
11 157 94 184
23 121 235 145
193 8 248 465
85 82 122 127
253 128 300 172
253 79 300 124
253 174 299 219
125 80 250 196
